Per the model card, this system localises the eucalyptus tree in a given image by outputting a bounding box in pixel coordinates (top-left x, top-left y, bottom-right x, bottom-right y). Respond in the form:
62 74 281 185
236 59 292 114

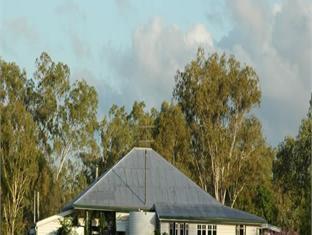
129 101 157 147
153 101 191 175
100 105 134 170
273 96 312 234
29 52 99 181
99 101 157 172
0 60 41 234
174 48 271 206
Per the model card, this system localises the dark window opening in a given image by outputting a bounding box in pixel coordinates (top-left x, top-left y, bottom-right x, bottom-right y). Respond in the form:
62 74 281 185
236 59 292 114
197 224 217 235
170 222 174 235
236 225 246 235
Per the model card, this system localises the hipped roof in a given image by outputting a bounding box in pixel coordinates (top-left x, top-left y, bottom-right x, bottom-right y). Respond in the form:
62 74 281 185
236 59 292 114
71 148 266 224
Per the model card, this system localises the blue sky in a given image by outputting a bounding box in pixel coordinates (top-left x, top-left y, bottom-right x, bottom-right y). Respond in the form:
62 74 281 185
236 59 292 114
0 0 311 146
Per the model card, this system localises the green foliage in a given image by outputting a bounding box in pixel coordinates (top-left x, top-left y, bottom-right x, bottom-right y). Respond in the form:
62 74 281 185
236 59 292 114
236 185 278 225
153 101 191 176
0 103 40 233
173 48 270 205
0 53 99 233
58 217 78 235
0 60 41 234
273 96 312 234
100 105 134 170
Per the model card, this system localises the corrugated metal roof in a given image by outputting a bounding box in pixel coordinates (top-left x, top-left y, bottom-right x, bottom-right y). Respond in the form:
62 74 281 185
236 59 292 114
71 147 266 224
74 148 218 209
155 203 266 224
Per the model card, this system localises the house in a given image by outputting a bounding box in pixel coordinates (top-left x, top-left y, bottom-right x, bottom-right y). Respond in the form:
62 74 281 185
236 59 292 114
35 147 276 235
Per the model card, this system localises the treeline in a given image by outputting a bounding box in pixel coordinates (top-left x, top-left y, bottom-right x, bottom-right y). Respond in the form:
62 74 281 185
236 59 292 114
0 49 311 234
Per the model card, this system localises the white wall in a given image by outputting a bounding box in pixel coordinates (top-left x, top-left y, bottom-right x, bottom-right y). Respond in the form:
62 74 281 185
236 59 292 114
35 210 86 235
159 222 260 235
246 226 258 235
37 220 61 235
217 224 236 235
189 223 197 235
160 222 170 234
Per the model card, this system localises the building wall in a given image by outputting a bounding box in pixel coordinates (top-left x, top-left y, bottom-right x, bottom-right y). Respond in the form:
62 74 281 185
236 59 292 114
36 219 84 235
35 210 76 235
159 222 260 235
160 222 170 234
246 225 258 235
36 220 61 235
189 223 197 234
217 224 236 235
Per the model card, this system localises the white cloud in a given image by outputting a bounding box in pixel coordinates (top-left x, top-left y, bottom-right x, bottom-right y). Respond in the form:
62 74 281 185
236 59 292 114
102 18 214 110
219 0 312 144
185 24 214 48
272 3 282 15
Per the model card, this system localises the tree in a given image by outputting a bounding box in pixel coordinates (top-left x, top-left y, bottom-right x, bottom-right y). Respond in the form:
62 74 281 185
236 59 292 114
129 101 156 148
26 52 70 160
29 53 99 181
16 53 101 219
153 101 191 175
54 79 99 181
226 117 274 207
99 101 157 173
0 59 42 234
174 48 270 206
0 59 41 234
100 105 134 170
273 95 312 234
0 103 41 235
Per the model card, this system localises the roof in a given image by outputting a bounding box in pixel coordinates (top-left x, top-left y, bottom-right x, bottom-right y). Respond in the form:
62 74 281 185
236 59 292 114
261 224 281 232
155 203 266 224
73 148 218 210
71 147 266 224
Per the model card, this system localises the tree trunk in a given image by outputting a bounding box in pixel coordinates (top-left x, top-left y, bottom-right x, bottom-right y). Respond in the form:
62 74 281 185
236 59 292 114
230 184 245 208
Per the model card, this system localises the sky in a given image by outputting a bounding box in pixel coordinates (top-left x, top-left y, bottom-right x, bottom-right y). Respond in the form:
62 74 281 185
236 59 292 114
0 0 311 146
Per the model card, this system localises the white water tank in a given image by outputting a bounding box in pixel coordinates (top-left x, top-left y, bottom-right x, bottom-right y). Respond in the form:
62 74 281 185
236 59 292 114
128 211 156 235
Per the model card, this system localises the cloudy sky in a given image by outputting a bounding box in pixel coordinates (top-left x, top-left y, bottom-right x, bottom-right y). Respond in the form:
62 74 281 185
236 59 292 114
0 0 311 146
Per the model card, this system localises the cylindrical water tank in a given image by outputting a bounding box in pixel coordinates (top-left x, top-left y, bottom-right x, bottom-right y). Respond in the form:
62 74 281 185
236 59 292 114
128 211 156 235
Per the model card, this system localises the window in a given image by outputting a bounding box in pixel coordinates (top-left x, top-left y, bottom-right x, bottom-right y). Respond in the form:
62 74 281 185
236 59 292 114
198 224 217 235
208 225 212 235
212 225 217 235
170 223 174 235
202 225 206 235
175 223 179 235
170 222 188 235
198 225 202 235
180 223 184 235
236 225 246 235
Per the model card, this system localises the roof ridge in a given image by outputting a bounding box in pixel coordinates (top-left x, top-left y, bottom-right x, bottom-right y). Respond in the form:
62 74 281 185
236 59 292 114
132 146 153 150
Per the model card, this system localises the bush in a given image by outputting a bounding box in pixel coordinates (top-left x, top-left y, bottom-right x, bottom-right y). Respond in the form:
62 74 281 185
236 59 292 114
58 217 78 235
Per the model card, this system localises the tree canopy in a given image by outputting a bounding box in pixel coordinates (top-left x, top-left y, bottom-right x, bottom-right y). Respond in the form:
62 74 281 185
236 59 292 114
173 49 271 206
